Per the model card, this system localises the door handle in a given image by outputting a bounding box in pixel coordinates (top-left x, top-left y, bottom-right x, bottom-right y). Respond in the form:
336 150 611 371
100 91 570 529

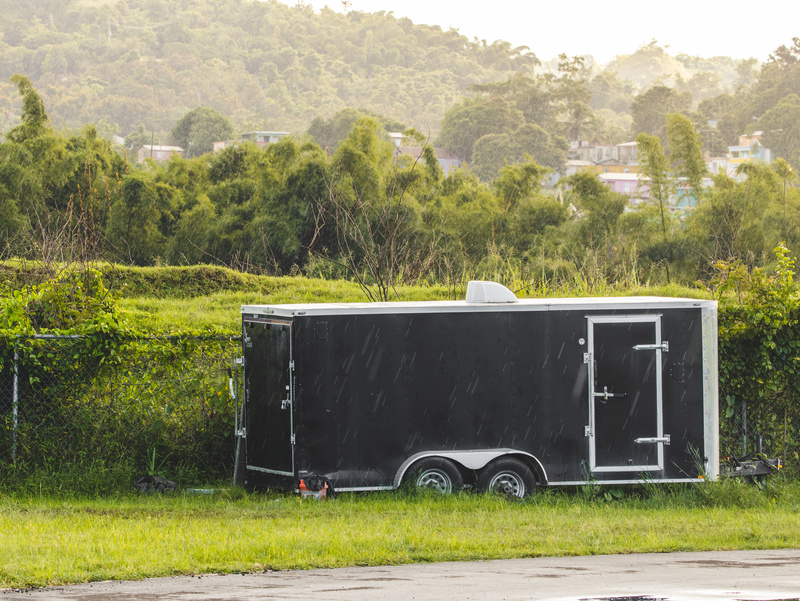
633 342 669 352
593 386 626 401
635 435 671 445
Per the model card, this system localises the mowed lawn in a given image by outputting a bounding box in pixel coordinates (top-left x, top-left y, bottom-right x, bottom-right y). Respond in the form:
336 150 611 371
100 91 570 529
2 482 800 590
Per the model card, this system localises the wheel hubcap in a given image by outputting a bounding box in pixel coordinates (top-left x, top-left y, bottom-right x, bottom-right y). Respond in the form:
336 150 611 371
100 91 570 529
489 472 525 497
416 469 451 493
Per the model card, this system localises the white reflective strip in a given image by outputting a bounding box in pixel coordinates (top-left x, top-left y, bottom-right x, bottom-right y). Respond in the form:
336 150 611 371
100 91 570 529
592 465 661 473
553 478 700 486
246 465 294 477
334 486 395 492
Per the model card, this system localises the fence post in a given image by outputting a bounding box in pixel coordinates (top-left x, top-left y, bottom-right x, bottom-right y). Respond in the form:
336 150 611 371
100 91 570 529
741 398 748 456
232 356 244 486
12 338 19 463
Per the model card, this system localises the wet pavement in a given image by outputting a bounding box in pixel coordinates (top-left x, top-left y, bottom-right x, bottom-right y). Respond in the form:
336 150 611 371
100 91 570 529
2 549 800 601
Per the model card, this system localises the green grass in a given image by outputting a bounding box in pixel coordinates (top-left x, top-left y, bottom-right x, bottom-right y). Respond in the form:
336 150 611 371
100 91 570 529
2 480 800 590
5 260 709 334
115 277 453 333
106 265 706 334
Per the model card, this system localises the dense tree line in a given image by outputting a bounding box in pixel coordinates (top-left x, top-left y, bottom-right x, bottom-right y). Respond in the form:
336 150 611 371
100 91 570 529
2 76 798 302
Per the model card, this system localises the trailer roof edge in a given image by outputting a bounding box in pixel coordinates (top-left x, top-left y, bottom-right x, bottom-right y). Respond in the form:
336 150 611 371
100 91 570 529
242 296 716 317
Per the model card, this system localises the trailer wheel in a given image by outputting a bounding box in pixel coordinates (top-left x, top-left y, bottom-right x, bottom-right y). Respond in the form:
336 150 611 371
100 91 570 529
408 457 464 494
477 458 537 498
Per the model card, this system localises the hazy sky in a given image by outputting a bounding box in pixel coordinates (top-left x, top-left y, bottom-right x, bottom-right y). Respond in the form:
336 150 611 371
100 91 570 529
292 0 797 65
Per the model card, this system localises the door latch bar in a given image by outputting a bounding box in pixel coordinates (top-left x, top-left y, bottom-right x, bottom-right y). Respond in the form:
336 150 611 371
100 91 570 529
593 385 626 400
634 435 671 445
633 342 669 352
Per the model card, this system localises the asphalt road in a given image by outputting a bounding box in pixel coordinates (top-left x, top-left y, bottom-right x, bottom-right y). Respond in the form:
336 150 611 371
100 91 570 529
3 549 800 601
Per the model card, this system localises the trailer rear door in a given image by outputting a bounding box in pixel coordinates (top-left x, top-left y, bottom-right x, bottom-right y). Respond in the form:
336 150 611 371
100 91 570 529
243 319 295 477
586 315 667 473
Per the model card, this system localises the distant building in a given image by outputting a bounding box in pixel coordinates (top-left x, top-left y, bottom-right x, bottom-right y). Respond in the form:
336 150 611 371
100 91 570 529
595 159 638 175
598 172 650 202
568 141 638 165
706 156 735 177
564 159 594 176
616 141 639 164
674 179 704 210
137 145 184 163
394 146 463 175
213 131 290 152
728 131 771 166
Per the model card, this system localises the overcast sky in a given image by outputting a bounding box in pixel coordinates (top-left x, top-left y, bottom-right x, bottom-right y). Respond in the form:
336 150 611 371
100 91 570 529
291 0 797 65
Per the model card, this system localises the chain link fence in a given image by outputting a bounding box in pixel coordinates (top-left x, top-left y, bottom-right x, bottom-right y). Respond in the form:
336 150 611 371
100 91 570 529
719 391 798 476
1 333 795 489
1 335 241 489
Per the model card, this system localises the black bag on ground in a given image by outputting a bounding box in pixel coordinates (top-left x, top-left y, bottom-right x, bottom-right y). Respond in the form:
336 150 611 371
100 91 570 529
301 475 335 498
135 475 177 493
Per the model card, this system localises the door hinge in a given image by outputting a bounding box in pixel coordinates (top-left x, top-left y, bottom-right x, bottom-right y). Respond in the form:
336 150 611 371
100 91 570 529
289 360 295 370
584 425 592 437
236 428 246 439
290 435 296 445
583 352 591 364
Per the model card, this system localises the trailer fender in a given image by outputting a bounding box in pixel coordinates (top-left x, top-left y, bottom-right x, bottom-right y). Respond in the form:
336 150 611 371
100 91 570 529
395 449 548 488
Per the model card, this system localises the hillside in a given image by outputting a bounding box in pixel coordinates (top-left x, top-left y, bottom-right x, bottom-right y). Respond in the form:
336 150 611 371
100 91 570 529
0 0 537 140
605 41 745 98
0 0 766 146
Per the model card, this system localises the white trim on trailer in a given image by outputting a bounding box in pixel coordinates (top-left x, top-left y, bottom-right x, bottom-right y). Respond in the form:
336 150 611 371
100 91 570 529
334 486 395 492
551 478 704 486
242 297 716 318
246 465 294 477
703 304 720 480
334 478 705 492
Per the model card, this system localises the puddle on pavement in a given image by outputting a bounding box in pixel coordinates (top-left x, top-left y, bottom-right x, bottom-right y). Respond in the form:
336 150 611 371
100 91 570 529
579 597 800 601
580 597 668 601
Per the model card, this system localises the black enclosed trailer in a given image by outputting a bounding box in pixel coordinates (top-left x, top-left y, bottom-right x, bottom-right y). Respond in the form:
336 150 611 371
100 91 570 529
235 282 719 495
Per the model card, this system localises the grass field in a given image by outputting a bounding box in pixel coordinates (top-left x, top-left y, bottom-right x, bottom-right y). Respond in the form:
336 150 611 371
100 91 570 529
3 260 705 333
2 480 800 590
116 278 454 332
115 274 708 333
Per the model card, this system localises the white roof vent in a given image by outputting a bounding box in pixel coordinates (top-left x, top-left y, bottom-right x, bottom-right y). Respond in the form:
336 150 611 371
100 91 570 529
465 281 518 303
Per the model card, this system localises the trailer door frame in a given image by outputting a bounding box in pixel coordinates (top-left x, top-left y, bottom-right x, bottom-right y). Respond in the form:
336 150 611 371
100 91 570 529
586 314 667 474
243 318 296 478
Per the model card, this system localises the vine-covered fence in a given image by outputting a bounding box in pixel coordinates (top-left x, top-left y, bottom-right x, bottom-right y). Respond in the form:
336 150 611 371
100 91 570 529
1 335 241 489
0 322 797 491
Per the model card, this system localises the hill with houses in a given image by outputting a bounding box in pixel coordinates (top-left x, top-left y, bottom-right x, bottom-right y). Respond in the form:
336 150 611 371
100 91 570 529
0 0 770 150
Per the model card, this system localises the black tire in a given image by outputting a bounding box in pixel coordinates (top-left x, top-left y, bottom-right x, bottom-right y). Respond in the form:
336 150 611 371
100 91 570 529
477 457 537 498
407 457 464 494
